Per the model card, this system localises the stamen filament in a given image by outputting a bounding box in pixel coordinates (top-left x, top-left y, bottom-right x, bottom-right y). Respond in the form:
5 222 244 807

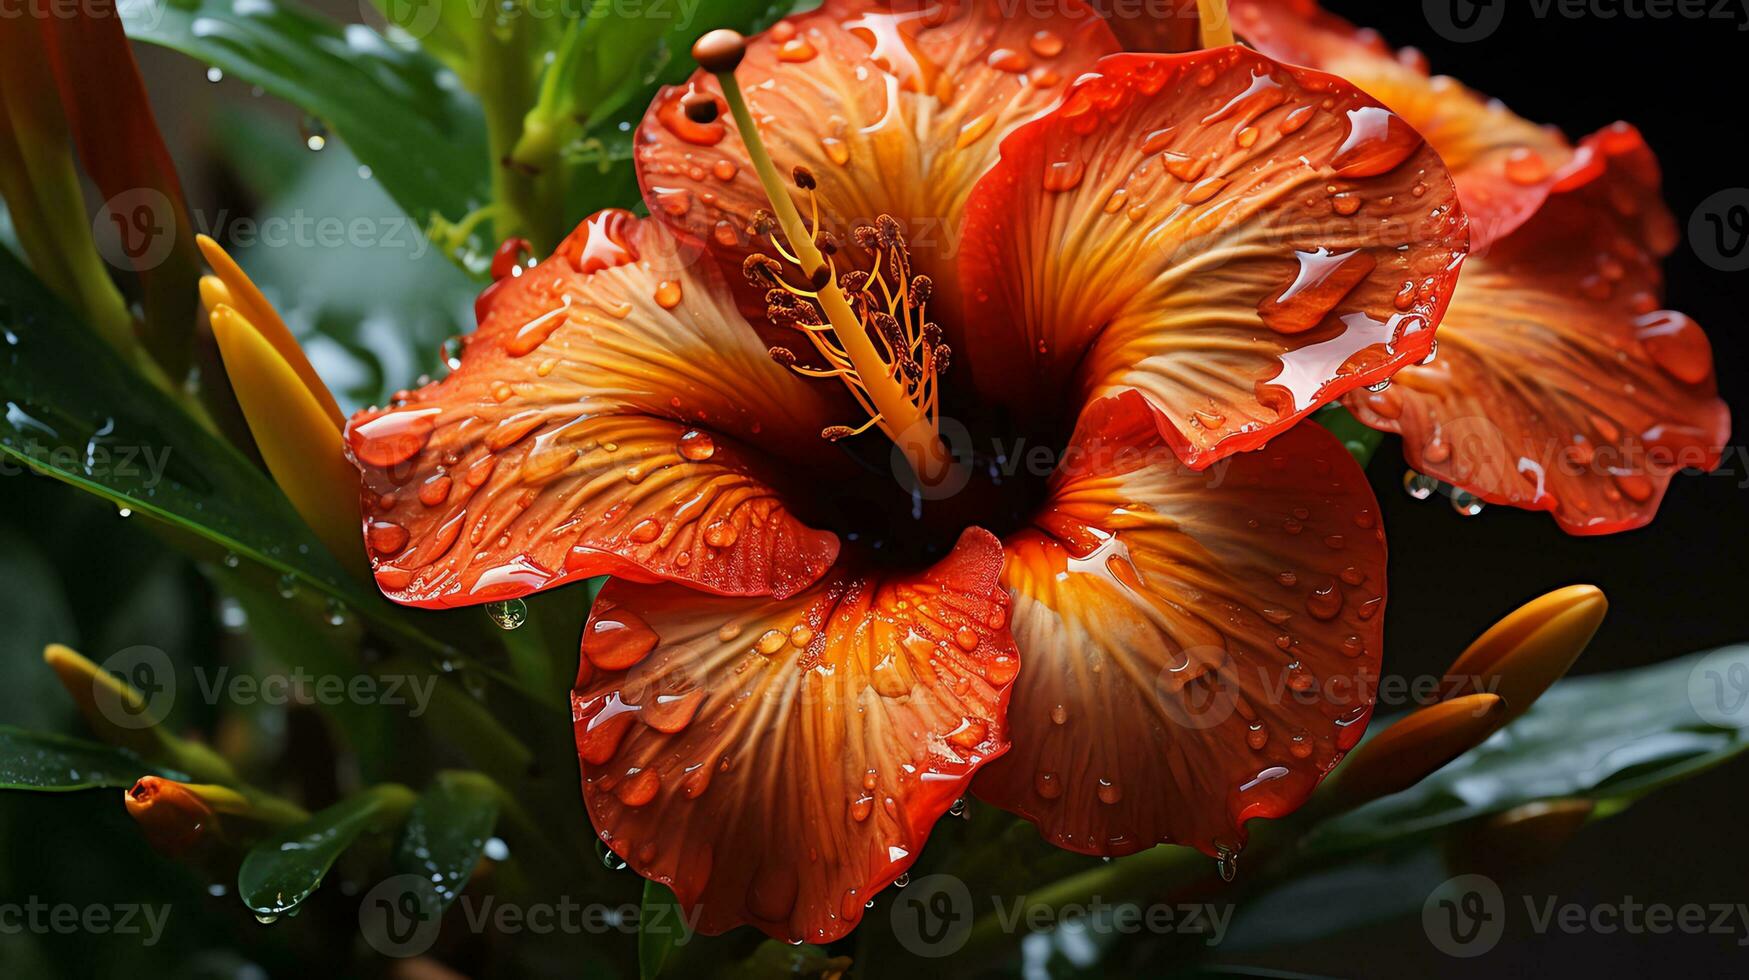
705 41 957 486
1198 0 1235 48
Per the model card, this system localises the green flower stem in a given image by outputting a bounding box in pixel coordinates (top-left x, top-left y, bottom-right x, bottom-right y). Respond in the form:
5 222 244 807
474 14 566 254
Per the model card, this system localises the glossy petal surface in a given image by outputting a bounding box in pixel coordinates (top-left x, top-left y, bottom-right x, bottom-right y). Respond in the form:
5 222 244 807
636 0 1118 287
1344 126 1729 534
346 213 843 605
1232 0 1572 251
959 48 1468 467
572 528 1017 942
977 390 1384 855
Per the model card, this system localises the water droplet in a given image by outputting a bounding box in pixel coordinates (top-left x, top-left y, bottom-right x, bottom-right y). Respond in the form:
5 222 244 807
325 598 348 627
1096 778 1122 804
1449 489 1485 517
1503 146 1550 185
205 66 224 83
1044 158 1084 192
654 279 683 309
1402 470 1439 500
1635 310 1713 384
299 116 328 152
276 573 299 599
1034 770 1062 798
485 598 528 630
677 429 715 461
1332 106 1421 177
1258 248 1377 334
1215 844 1240 882
893 873 909 888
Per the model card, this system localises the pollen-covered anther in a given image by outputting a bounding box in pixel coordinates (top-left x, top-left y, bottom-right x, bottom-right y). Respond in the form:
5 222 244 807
910 275 932 308
792 166 816 190
875 214 904 249
748 209 776 237
768 346 799 366
821 425 856 441
743 253 783 286
815 230 838 255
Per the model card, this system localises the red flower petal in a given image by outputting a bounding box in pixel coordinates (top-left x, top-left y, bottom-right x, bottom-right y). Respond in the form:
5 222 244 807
957 48 1468 469
1345 125 1730 534
635 0 1117 287
572 528 1018 942
1230 0 1573 251
347 213 844 605
976 390 1384 856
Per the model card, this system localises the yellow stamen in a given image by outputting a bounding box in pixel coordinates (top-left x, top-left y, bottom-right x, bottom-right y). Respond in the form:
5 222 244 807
1198 0 1235 48
210 305 364 571
702 33 957 486
197 235 344 427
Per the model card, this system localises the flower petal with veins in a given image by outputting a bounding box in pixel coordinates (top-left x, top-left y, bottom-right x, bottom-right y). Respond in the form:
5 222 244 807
1344 125 1729 534
1230 0 1573 252
958 48 1468 468
573 528 1016 942
345 212 844 605
636 0 1118 292
976 390 1385 855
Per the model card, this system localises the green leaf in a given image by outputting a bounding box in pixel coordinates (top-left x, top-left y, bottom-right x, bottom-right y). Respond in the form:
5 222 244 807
1309 645 1749 855
639 880 691 980
121 0 489 250
0 726 178 792
393 771 501 913
0 245 371 614
238 783 417 916
0 530 79 733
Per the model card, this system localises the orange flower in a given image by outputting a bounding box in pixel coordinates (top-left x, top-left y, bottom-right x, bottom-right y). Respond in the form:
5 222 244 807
347 0 1470 942
1225 0 1730 533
